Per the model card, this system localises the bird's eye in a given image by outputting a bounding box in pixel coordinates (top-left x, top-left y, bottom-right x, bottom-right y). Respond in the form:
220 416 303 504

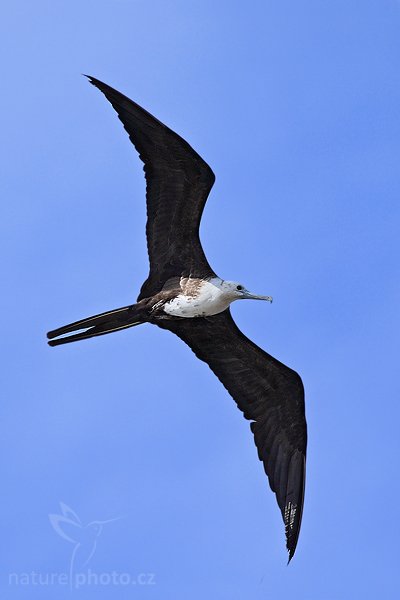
236 285 243 291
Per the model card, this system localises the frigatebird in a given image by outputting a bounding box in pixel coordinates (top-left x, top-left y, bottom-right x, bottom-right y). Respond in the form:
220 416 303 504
47 76 307 561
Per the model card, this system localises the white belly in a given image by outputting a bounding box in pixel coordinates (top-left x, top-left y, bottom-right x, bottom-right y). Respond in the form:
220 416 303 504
163 279 232 318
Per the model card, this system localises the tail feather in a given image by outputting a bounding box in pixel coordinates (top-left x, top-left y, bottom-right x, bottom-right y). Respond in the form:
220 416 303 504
47 305 144 346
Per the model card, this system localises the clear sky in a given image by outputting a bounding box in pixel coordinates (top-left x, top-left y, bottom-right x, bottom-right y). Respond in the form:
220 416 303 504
1 1 400 598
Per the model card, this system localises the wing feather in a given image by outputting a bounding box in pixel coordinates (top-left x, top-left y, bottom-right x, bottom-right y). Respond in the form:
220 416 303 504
157 309 307 561
86 76 216 298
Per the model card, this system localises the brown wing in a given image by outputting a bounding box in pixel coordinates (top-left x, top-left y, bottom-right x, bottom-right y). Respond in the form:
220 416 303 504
86 76 216 299
157 309 307 561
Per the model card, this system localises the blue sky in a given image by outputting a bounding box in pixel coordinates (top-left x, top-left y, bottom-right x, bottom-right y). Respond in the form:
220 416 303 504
1 1 400 598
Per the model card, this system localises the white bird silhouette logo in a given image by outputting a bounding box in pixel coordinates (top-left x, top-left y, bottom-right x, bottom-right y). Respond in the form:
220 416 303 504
49 502 121 584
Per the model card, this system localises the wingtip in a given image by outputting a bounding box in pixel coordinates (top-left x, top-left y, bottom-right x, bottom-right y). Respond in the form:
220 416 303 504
286 546 295 565
83 75 110 94
83 74 95 84
83 74 102 88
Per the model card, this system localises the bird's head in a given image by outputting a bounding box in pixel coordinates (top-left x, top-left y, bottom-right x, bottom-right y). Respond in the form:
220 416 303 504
220 280 273 303
86 516 122 538
86 522 103 537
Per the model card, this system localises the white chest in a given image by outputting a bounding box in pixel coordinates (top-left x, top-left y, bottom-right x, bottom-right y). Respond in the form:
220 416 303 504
163 279 232 318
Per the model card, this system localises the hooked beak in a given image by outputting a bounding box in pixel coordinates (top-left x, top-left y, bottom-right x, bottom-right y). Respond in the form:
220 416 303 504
242 291 273 302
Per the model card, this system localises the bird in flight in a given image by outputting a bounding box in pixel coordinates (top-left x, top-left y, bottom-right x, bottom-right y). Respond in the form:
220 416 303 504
47 76 307 561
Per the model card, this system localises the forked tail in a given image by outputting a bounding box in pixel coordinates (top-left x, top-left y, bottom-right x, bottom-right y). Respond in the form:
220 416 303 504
47 304 145 346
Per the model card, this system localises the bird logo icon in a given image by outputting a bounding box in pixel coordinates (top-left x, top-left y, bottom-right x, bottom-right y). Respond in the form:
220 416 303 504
49 502 121 586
